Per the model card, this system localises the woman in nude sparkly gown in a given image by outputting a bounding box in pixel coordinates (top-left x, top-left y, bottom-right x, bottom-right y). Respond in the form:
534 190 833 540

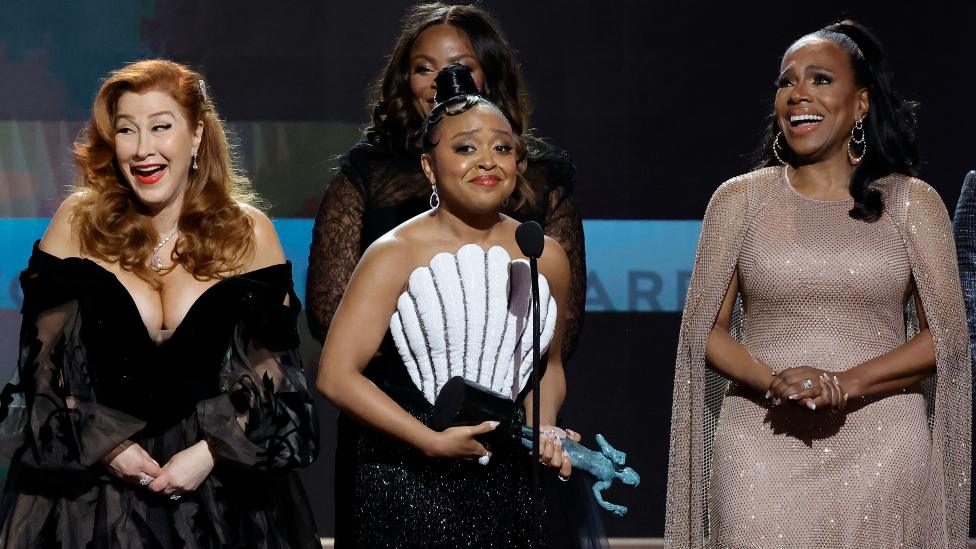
666 21 970 548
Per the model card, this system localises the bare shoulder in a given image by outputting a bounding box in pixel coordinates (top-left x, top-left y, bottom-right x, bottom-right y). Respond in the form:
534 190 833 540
240 203 286 271
359 232 414 278
539 235 570 288
39 192 85 258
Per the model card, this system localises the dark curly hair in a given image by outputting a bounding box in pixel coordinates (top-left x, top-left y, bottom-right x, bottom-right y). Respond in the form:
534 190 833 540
364 2 530 155
756 20 920 222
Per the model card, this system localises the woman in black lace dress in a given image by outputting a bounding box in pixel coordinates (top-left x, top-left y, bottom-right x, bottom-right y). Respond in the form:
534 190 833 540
0 60 319 548
318 63 575 549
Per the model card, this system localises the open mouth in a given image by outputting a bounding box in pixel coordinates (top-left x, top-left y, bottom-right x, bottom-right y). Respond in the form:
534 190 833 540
131 164 167 185
789 114 824 128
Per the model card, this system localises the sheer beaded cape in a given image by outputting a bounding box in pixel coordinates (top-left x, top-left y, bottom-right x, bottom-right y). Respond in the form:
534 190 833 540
665 167 971 547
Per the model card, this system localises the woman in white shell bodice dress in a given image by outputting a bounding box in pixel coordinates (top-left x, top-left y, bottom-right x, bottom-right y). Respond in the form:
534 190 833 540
336 244 557 548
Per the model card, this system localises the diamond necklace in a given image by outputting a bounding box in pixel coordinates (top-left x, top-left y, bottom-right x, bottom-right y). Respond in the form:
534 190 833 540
150 227 180 272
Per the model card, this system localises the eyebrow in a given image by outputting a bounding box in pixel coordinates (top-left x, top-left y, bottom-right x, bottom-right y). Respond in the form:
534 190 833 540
779 64 836 79
411 53 477 65
115 111 176 122
450 128 512 139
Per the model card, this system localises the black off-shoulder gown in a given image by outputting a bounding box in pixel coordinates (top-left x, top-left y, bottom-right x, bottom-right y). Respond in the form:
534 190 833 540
0 244 320 549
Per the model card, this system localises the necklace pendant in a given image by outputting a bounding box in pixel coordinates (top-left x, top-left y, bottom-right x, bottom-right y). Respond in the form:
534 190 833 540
150 254 162 272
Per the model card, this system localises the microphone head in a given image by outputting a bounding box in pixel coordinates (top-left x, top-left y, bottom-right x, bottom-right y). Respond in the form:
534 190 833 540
515 221 545 258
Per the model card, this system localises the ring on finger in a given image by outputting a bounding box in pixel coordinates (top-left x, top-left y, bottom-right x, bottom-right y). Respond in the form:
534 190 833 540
139 474 152 486
169 494 181 501
801 379 814 391
477 454 491 466
557 473 570 482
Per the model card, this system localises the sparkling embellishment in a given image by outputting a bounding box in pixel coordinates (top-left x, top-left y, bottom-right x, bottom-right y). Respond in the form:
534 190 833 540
670 168 967 547
149 227 179 272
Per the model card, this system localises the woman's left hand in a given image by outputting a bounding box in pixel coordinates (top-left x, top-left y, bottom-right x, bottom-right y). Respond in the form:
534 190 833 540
536 425 577 480
538 424 582 443
148 440 216 499
769 367 847 411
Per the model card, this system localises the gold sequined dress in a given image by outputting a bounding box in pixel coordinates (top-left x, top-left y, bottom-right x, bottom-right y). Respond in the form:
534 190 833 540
665 167 971 548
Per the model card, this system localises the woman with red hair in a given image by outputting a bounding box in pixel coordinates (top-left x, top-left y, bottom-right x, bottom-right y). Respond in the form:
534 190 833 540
0 59 319 548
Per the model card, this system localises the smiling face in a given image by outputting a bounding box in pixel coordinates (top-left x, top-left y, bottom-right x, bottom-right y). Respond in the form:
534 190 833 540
775 37 869 164
114 89 203 215
421 103 516 215
409 24 485 117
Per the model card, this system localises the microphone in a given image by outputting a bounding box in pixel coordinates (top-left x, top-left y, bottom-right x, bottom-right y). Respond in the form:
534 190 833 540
516 220 544 528
516 221 545 259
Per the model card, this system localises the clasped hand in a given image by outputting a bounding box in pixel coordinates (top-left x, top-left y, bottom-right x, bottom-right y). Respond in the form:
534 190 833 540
766 366 849 411
102 440 215 498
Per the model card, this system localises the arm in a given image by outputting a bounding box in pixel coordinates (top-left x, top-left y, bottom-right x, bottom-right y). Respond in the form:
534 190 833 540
524 236 572 427
4 196 152 480
831 287 934 400
704 269 775 394
542 186 586 363
316 239 496 459
306 172 366 343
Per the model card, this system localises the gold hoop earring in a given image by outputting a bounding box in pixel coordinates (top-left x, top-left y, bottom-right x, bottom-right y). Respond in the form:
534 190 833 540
772 131 789 166
848 119 866 165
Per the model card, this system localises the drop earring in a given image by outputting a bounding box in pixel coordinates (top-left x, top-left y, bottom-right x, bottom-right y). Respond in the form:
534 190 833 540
848 119 866 165
429 184 440 209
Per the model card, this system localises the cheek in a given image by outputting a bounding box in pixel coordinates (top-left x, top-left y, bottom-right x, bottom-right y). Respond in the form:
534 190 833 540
114 139 135 162
472 69 485 93
409 74 429 99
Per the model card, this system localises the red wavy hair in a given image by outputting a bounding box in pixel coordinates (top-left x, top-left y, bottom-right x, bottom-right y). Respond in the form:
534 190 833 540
72 59 257 284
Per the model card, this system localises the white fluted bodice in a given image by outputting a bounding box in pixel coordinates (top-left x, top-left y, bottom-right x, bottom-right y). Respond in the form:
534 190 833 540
390 244 557 405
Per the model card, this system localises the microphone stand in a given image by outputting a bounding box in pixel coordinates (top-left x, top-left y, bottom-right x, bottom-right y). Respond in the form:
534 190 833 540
516 219 545 545
529 250 541 510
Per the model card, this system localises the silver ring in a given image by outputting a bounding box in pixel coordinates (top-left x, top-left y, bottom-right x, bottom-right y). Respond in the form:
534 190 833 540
139 474 152 486
558 474 570 482
169 494 181 501
801 379 814 391
477 454 490 466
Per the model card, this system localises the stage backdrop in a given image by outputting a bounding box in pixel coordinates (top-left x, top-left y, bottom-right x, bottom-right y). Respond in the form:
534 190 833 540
1 0 974 538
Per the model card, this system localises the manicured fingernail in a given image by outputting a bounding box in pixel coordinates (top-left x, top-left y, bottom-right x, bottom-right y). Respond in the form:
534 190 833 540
562 450 570 459
807 401 816 410
788 394 797 400
764 390 771 399
488 421 499 430
773 398 781 405
844 393 849 399
833 376 840 384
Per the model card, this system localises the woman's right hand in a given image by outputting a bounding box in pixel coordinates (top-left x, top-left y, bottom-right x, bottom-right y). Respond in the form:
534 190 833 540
101 440 163 485
421 420 499 460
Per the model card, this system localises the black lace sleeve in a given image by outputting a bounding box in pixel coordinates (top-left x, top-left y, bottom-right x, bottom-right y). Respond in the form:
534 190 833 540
306 166 367 344
543 185 586 363
0 250 145 470
524 139 587 362
196 265 319 470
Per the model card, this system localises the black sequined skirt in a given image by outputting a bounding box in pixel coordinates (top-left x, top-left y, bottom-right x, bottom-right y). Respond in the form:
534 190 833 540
334 399 547 549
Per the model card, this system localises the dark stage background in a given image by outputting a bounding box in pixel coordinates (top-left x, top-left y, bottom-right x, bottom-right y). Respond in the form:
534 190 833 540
1 0 975 538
